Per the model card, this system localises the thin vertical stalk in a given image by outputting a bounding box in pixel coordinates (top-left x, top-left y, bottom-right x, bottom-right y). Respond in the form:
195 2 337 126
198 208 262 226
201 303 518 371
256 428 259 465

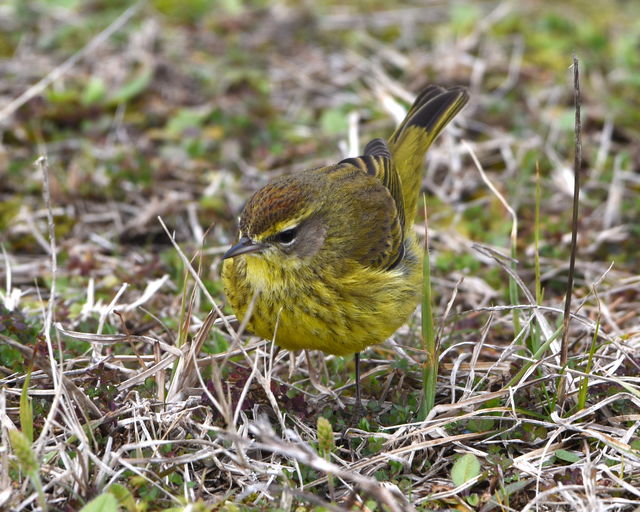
559 55 582 405
419 199 437 420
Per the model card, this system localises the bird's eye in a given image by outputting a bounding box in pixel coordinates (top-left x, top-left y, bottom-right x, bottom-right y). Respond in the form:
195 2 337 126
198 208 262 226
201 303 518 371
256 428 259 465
274 227 297 245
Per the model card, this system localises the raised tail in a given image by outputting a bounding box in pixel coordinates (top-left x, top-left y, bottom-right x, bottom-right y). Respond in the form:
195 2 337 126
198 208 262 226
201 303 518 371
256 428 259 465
388 85 469 224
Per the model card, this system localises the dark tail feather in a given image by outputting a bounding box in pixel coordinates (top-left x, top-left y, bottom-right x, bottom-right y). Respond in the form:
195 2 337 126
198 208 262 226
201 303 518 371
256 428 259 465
389 85 469 222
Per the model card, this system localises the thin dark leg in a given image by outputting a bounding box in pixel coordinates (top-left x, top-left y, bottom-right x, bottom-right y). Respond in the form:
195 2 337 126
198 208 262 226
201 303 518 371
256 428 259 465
355 352 362 413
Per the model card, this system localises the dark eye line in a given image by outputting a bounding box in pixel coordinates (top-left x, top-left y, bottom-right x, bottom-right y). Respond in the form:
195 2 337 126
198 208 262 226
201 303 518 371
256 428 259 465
272 227 297 244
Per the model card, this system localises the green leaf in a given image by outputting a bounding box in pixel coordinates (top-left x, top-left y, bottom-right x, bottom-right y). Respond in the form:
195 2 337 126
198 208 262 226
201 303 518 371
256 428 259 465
364 500 378 511
450 2 481 32
0 344 23 367
109 68 153 104
466 493 480 506
220 0 244 14
79 493 119 512
152 0 216 22
82 77 107 105
451 453 481 487
107 484 136 512
391 358 409 371
320 108 349 135
467 417 494 432
357 416 371 431
166 107 212 137
555 449 581 463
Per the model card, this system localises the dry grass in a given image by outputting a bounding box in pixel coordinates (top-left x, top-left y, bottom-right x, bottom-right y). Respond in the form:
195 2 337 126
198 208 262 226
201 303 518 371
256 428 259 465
1 1 639 510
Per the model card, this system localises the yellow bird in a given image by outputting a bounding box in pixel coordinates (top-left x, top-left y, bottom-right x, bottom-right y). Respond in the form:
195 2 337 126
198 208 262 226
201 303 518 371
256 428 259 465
222 85 469 408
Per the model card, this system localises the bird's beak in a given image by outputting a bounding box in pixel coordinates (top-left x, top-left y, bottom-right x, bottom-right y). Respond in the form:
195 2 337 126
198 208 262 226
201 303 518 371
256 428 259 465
222 236 264 259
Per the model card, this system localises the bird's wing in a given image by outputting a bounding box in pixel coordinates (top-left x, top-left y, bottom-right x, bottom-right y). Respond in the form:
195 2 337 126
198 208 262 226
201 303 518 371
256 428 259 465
339 138 406 235
337 141 406 270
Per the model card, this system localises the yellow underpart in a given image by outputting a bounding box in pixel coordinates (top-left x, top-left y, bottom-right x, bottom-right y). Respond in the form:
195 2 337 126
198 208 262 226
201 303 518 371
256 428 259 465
222 236 422 356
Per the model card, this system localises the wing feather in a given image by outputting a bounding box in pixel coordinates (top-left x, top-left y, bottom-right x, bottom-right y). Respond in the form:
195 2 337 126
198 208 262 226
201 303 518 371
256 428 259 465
337 141 406 270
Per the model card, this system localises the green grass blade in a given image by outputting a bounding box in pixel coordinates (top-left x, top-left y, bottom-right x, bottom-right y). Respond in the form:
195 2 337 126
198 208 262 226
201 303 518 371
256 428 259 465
419 199 437 420
20 368 34 443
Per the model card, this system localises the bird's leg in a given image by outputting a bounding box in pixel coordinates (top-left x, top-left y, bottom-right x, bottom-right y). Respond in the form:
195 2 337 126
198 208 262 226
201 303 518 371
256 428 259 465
355 352 363 414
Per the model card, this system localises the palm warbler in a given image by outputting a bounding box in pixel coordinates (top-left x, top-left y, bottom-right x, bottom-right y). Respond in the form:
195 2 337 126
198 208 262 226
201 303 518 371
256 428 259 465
222 85 469 407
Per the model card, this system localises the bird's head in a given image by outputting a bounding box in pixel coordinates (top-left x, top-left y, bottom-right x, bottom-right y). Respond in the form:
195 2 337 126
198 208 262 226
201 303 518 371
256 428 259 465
222 175 328 266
